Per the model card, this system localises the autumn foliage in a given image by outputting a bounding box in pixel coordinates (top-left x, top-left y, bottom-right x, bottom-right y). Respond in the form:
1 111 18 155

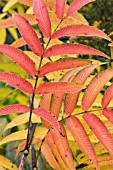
0 0 113 169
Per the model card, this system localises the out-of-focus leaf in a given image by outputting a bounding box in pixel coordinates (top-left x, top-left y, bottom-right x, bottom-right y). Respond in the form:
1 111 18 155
0 155 18 170
2 0 18 12
0 29 6 44
8 28 18 40
56 0 67 19
18 0 33 6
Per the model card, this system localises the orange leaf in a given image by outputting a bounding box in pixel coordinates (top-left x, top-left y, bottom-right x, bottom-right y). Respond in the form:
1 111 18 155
82 69 113 110
52 25 111 41
12 13 43 56
56 0 67 19
102 83 113 108
65 64 100 115
43 44 109 59
66 116 99 170
33 0 51 37
38 58 90 77
51 124 75 170
45 132 69 170
0 45 36 76
18 0 32 6
102 109 113 124
40 94 52 129
0 104 29 115
83 113 113 157
50 69 77 119
41 141 60 170
0 72 33 94
35 82 85 94
33 108 62 135
67 0 95 16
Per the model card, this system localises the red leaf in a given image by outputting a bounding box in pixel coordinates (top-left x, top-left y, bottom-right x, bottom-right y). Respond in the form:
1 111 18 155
38 58 90 77
66 116 99 170
52 25 111 41
82 69 113 110
102 109 113 124
35 82 85 94
12 13 43 56
51 124 75 170
0 104 29 115
41 141 60 170
65 64 100 115
102 83 113 108
83 113 113 157
0 72 33 94
43 44 109 59
67 0 95 16
33 0 51 37
56 0 67 19
0 45 36 76
33 108 62 134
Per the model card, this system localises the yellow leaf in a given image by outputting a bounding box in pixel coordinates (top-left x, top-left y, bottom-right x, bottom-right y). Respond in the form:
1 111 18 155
0 155 18 170
4 113 41 131
2 0 18 12
8 28 18 40
0 29 6 44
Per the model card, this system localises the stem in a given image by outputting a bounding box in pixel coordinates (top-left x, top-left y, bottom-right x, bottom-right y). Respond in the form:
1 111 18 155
19 18 63 170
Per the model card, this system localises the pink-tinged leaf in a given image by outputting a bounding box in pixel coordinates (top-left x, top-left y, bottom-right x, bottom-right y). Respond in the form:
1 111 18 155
33 0 51 37
102 109 113 124
0 72 33 94
83 113 113 157
41 141 61 170
40 94 52 129
43 44 109 59
18 0 32 6
82 69 113 111
33 108 62 134
35 82 85 94
0 104 29 116
102 83 113 108
38 58 90 77
51 124 75 170
66 116 99 170
50 69 77 119
56 0 67 19
52 25 111 41
45 132 69 170
0 45 36 76
12 13 43 56
0 14 37 28
65 64 100 115
67 0 95 16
